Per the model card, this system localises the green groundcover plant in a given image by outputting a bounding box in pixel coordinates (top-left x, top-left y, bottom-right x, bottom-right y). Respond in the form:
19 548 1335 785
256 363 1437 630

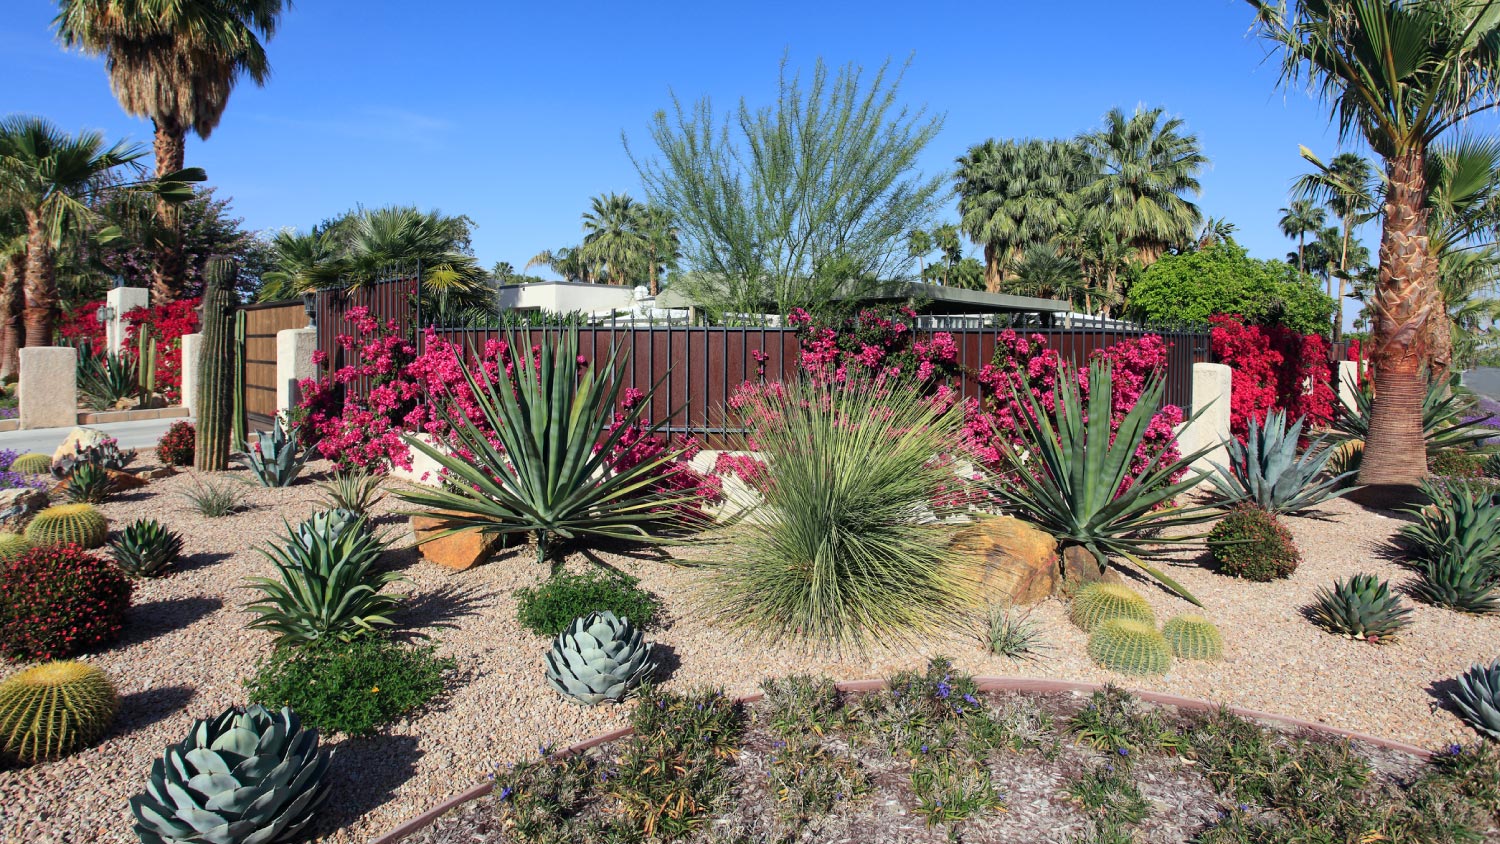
515 570 662 636
245 637 454 736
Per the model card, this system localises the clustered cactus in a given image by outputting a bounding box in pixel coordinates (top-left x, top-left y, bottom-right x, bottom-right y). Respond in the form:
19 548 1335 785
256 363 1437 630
1068 582 1155 632
1086 618 1173 676
130 704 332 844
1449 658 1500 741
110 519 185 578
1162 614 1223 661
1309 574 1413 641
25 503 109 549
0 660 117 765
545 610 657 705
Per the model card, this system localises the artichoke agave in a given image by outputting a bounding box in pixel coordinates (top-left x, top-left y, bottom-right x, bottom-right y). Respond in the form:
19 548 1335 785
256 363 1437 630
242 416 309 488
1450 659 1500 741
545 611 656 705
1309 574 1412 641
130 704 331 844
1209 410 1356 516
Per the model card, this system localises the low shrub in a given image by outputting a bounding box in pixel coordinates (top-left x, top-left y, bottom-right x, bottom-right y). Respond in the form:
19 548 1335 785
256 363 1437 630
1431 449 1487 479
0 544 132 661
179 478 248 517
155 420 195 466
515 570 662 636
1207 505 1300 581
245 637 454 736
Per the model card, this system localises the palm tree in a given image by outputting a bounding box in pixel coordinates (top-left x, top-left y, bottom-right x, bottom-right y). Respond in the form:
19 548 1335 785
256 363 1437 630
1010 246 1096 312
1079 106 1207 266
579 193 645 286
0 116 146 346
1248 0 1500 495
256 228 336 301
906 228 932 279
1295 151 1379 341
526 247 595 283
955 138 1084 292
0 209 26 378
1278 198 1327 273
634 203 678 295
53 0 287 304
1421 136 1500 378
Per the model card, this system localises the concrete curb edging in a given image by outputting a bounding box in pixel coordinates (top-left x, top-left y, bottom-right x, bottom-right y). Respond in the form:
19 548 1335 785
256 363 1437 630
365 676 1435 844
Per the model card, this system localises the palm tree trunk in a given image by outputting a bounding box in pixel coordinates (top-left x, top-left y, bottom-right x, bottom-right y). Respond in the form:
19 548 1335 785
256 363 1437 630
1297 236 1306 274
1335 217 1352 343
150 120 187 305
0 251 24 379
1356 150 1434 501
22 214 56 348
983 243 1001 294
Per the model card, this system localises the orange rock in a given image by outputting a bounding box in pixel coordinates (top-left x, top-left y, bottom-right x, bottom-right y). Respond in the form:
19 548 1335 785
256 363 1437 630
952 516 1060 606
409 512 498 570
106 469 149 491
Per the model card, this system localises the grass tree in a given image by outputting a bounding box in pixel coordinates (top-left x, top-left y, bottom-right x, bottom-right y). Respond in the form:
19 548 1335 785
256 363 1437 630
1248 0 1500 498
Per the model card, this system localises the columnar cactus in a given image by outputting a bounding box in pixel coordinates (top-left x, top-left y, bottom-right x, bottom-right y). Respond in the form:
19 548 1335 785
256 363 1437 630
0 660 117 764
1069 582 1156 632
195 257 238 472
1162 615 1224 661
1086 619 1173 676
25 503 109 549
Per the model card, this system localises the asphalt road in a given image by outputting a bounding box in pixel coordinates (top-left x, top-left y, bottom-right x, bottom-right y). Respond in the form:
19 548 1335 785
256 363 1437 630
0 418 189 456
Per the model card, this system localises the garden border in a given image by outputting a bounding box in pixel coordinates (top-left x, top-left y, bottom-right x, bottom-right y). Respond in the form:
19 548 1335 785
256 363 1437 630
366 675 1436 844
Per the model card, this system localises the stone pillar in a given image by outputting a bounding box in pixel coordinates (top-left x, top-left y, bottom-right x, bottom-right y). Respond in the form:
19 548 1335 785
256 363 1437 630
19 346 77 430
1337 360 1361 412
104 286 150 355
179 333 203 416
275 327 318 415
1183 362 1233 476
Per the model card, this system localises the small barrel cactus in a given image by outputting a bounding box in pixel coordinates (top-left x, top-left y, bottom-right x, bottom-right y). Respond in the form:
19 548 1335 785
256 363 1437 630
110 519 185 578
130 705 332 844
1087 619 1173 676
545 610 657 705
25 503 109 549
0 660 117 764
1162 615 1223 661
1309 574 1413 641
1069 582 1155 632
10 452 52 475
1450 659 1500 741
0 531 28 563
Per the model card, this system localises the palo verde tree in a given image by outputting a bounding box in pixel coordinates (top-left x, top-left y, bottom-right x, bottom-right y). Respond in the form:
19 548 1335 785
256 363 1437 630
1249 0 1500 497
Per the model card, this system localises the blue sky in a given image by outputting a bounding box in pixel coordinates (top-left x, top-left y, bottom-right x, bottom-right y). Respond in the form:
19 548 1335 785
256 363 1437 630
0 0 1434 291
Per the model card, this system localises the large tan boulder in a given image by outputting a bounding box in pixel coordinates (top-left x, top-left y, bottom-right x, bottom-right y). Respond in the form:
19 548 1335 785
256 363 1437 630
952 516 1061 606
1059 544 1121 595
51 427 109 465
409 512 498 570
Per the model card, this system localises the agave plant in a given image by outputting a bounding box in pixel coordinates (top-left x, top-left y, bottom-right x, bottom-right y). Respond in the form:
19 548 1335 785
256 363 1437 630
242 415 309 488
110 519 185 578
64 462 112 504
1450 659 1500 741
1209 410 1356 515
1333 372 1495 454
991 360 1219 605
1398 480 1500 573
293 508 361 548
1308 574 1412 641
77 349 138 411
1408 553 1500 614
129 704 331 844
545 610 656 705
317 469 385 516
244 515 405 646
395 329 708 564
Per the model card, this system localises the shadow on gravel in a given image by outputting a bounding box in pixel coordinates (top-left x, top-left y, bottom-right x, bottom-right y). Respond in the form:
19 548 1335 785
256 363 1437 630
392 583 492 637
315 734 423 839
173 551 234 574
112 684 196 738
122 596 223 643
1424 675 1464 718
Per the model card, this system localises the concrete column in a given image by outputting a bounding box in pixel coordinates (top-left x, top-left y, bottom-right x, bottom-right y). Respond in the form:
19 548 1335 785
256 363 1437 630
104 286 150 355
19 346 77 430
1337 360 1361 412
179 333 202 416
275 327 318 414
1183 362 1233 476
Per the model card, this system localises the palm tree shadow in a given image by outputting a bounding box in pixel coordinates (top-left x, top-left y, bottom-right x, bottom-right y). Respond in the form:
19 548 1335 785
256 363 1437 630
112 685 196 739
312 734 424 839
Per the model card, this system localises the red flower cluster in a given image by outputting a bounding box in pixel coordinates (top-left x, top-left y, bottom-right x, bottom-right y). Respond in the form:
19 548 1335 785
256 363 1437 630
601 388 723 520
156 420 196 466
786 306 959 388
58 297 202 404
0 544 132 661
1209 315 1334 438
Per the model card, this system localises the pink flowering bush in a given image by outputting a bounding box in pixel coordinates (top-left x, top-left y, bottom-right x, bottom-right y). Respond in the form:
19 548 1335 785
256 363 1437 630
1209 314 1335 438
786 306 959 388
602 388 722 521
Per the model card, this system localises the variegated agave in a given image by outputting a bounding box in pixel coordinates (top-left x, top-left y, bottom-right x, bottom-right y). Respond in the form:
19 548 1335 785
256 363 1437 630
130 704 331 844
1209 410 1356 516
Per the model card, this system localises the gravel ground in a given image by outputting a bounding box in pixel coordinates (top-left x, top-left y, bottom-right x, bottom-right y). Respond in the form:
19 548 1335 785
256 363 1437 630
2 461 1496 843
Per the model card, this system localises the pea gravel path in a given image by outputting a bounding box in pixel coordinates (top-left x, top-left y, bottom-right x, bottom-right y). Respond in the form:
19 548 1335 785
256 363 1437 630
1 459 1495 844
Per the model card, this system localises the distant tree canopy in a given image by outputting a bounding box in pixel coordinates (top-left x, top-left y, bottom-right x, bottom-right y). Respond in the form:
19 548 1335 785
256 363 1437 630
1125 239 1335 335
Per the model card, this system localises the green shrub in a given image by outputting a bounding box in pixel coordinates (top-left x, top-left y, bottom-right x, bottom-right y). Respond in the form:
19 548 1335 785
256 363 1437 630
515 570 661 636
155 420 195 466
317 469 385 516
1431 449 1488 479
245 637 454 736
1207 504 1300 581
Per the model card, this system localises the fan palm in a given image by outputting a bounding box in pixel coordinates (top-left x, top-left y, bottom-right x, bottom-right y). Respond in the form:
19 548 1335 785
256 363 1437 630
580 192 646 286
955 138 1085 292
1295 151 1379 341
1280 198 1328 273
0 209 25 378
1249 0 1500 497
256 228 337 301
53 0 287 303
635 203 678 295
1079 106 1207 266
1010 245 1096 312
1424 136 1500 377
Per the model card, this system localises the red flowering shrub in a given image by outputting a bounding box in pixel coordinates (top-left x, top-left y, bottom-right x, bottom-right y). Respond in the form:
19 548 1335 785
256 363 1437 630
1209 315 1334 438
601 388 722 520
59 297 201 403
713 453 770 490
58 301 105 350
156 420 196 466
0 544 132 661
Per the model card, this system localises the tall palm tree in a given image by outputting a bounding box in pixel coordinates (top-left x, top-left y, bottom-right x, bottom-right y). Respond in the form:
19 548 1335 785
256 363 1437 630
1278 198 1328 274
256 228 336 301
1079 106 1207 266
53 0 287 304
955 138 1085 292
1248 0 1500 495
634 203 678 295
0 116 145 346
579 192 645 286
1295 151 1379 340
1420 136 1500 378
0 209 26 378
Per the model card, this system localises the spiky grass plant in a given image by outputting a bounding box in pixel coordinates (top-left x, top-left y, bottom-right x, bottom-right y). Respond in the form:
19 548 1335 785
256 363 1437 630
395 330 709 565
1209 410 1355 515
1309 574 1413 641
317 469 385 516
178 478 248 518
985 607 1050 661
990 360 1218 605
712 376 978 648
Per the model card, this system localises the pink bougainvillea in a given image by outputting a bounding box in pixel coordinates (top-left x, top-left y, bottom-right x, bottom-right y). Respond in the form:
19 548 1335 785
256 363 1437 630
1209 314 1334 438
785 306 959 388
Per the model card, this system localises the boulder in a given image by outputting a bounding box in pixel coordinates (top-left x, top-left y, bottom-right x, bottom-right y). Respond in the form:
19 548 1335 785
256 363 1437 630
1059 544 1122 595
409 512 498 570
951 516 1060 606
52 427 109 465
106 468 148 492
0 487 48 532
141 465 179 480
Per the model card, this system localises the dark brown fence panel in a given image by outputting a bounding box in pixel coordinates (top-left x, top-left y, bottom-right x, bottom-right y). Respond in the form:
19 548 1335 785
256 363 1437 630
313 276 420 397
240 300 310 427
